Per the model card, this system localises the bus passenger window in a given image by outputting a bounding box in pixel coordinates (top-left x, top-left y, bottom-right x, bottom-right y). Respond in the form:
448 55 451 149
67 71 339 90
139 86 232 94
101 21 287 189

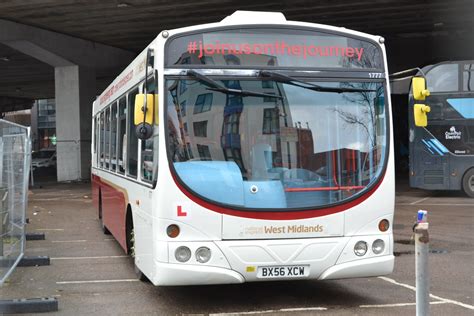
141 78 158 183
94 116 99 165
117 97 127 174
111 103 118 171
128 88 139 178
99 112 104 168
104 108 110 169
141 132 158 183
426 63 459 93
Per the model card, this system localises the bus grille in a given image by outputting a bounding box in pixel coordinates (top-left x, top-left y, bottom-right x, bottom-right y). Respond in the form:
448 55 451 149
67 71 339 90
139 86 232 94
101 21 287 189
424 170 444 177
423 170 444 185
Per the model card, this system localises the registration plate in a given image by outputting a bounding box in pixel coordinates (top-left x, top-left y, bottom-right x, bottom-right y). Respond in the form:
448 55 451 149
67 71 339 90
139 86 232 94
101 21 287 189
257 265 309 278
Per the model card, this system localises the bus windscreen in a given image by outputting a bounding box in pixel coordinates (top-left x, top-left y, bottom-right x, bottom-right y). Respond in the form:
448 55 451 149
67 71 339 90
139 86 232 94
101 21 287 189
166 78 387 210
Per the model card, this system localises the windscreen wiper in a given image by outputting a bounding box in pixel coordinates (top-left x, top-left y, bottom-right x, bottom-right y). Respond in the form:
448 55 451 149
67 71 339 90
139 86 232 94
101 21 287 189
186 70 282 99
259 70 376 93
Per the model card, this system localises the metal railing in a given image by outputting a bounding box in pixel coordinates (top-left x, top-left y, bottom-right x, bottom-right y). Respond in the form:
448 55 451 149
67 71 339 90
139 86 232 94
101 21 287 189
0 120 31 286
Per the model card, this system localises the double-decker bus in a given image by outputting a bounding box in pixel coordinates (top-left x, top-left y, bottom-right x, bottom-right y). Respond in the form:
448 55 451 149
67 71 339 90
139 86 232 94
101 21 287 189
91 11 394 285
409 61 474 197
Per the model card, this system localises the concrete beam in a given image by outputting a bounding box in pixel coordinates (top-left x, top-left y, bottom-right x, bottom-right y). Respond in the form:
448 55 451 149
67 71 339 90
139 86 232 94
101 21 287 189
0 19 135 69
5 40 74 67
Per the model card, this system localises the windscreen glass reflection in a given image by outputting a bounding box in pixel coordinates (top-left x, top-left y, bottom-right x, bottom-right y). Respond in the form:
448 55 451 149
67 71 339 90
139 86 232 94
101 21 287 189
167 79 386 209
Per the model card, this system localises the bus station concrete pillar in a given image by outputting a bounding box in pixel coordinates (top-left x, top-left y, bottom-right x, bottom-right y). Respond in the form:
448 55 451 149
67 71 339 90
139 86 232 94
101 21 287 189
55 66 96 181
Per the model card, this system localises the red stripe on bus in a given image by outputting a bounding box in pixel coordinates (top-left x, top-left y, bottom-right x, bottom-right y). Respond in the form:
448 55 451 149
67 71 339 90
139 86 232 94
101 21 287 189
284 186 365 192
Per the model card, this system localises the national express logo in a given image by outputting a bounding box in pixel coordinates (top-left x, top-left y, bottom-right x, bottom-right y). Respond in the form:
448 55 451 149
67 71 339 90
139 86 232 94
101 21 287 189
445 126 462 140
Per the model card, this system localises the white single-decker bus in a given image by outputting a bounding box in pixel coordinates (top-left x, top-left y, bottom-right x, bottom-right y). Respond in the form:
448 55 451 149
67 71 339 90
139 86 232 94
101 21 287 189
91 11 394 286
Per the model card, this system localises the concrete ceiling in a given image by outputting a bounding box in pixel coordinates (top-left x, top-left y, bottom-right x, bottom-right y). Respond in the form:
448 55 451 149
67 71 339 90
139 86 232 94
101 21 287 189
0 0 473 111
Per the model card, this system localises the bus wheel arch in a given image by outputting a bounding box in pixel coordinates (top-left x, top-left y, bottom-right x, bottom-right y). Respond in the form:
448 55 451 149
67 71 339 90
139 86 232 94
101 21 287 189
98 189 111 234
125 204 149 282
462 168 474 198
125 205 133 255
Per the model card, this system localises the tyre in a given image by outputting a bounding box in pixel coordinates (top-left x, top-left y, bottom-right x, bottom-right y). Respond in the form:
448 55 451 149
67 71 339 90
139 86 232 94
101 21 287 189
462 168 474 198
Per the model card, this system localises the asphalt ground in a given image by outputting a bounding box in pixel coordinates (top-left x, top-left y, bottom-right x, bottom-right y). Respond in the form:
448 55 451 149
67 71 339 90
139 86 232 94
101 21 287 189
0 177 473 315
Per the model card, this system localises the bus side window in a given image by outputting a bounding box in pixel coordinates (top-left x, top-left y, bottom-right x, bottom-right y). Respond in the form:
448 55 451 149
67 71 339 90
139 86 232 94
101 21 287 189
99 112 104 168
127 88 139 178
104 107 110 169
424 63 459 120
141 78 158 183
110 102 118 171
426 63 459 93
94 116 99 166
117 97 127 174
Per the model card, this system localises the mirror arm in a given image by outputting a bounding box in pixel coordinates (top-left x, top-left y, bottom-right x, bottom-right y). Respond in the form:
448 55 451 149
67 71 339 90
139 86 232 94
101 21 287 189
142 48 151 126
136 48 154 140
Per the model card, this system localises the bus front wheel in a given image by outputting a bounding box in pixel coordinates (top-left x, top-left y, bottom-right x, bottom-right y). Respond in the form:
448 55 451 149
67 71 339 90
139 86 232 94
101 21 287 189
462 169 474 198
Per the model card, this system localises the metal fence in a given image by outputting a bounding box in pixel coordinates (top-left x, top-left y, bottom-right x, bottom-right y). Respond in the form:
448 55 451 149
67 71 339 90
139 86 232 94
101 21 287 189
0 119 30 286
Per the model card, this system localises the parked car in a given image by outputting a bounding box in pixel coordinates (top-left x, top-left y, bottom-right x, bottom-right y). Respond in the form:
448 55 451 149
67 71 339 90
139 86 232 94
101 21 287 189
32 149 56 170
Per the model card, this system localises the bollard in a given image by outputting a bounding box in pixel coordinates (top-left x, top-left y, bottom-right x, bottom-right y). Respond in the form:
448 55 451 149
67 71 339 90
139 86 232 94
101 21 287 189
414 210 430 316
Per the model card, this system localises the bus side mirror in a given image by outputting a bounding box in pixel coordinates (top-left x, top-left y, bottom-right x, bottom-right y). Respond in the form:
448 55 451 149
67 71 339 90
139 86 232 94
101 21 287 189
134 94 156 140
134 94 155 125
414 104 431 127
412 77 431 127
412 77 430 101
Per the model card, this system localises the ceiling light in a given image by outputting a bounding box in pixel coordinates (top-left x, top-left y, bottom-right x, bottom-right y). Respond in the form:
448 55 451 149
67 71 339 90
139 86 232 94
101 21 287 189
117 2 131 8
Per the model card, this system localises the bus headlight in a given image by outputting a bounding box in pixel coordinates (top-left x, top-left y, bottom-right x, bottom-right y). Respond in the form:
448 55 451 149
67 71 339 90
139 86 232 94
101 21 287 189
195 247 212 263
354 241 368 256
175 246 191 262
372 239 385 254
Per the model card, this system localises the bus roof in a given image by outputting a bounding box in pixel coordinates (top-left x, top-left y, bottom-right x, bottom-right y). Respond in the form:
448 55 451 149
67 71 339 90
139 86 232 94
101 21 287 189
93 11 383 114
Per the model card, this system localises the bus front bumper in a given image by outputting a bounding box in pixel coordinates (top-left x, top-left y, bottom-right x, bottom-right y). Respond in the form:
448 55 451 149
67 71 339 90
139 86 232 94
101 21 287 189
151 254 394 286
318 255 395 280
152 261 245 286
